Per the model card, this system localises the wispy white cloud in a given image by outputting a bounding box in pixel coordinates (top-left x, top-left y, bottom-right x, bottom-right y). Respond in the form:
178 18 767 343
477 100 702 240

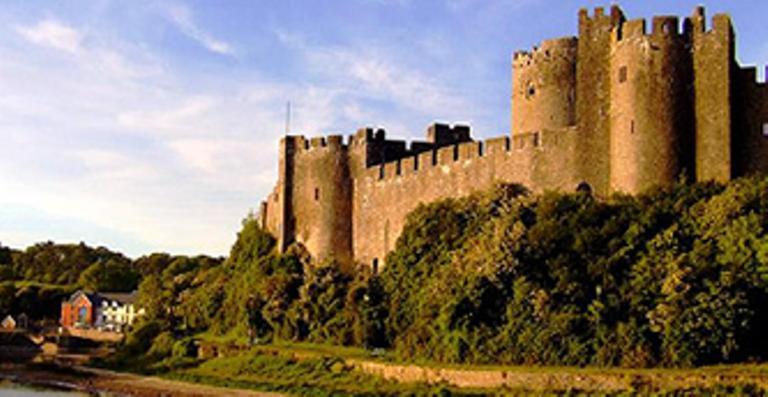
165 4 234 56
1 2 493 257
276 32 471 134
1 15 373 256
15 19 83 53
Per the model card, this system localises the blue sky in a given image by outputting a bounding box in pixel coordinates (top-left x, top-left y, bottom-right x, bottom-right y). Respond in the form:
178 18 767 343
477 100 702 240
0 0 766 258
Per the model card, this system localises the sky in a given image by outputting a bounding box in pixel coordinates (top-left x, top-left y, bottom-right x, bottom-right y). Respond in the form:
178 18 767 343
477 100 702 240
1 0 766 259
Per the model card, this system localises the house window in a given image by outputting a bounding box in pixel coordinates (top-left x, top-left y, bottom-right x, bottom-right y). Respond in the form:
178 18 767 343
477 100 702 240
619 66 628 83
533 132 540 147
372 259 379 275
763 123 768 137
78 306 88 325
314 188 320 201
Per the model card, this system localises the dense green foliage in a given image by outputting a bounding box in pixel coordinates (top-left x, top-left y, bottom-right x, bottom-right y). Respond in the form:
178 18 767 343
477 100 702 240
120 176 768 370
0 244 14 280
0 241 139 291
0 241 139 320
0 241 224 324
118 215 386 369
0 281 77 322
380 178 768 367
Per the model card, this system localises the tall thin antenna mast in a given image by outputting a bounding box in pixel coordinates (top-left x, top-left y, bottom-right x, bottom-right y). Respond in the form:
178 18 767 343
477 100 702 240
285 101 291 136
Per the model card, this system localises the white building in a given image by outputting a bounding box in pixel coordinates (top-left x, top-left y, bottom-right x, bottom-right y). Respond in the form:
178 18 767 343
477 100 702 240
96 292 144 332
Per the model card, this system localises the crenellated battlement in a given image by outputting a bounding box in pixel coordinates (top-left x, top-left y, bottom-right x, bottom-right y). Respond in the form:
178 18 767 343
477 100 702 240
367 127 577 184
688 6 733 36
599 7 736 45
576 5 732 40
284 122 473 168
613 17 689 44
513 37 578 69
579 5 624 23
613 11 735 43
612 17 691 47
578 5 625 32
281 135 347 155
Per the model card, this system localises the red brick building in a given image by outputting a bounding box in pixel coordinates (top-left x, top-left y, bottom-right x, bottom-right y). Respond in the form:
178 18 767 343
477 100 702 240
60 291 98 328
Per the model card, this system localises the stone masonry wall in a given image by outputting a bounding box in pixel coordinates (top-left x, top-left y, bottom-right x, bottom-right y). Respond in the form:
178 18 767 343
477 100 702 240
734 68 768 176
608 16 694 193
692 9 735 182
512 37 577 135
352 128 580 268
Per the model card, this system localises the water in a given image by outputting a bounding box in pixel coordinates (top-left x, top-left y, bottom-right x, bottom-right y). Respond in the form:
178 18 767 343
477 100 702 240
0 383 87 396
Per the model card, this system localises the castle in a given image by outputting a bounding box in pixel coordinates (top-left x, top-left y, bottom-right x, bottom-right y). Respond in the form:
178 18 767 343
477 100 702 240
259 6 768 271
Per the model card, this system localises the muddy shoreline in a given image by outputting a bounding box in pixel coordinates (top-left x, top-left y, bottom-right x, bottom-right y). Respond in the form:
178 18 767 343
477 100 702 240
1 363 281 397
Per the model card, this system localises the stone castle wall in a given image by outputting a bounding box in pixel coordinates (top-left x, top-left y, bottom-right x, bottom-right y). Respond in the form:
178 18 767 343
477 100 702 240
734 68 768 176
260 6 768 270
353 127 580 268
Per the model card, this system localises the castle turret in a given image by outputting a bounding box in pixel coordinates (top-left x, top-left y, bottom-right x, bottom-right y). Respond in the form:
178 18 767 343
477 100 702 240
276 135 353 269
262 136 299 253
573 6 626 195
691 8 736 182
608 16 695 193
512 37 577 135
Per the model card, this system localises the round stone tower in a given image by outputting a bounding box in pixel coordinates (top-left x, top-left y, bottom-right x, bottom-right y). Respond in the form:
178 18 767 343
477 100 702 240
288 135 353 269
609 17 694 193
512 37 577 135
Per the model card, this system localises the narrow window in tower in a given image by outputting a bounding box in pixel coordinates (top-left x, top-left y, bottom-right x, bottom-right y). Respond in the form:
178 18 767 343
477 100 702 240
372 258 379 275
631 120 635 134
533 132 541 147
619 66 628 83
314 188 320 201
526 84 536 99
763 123 768 137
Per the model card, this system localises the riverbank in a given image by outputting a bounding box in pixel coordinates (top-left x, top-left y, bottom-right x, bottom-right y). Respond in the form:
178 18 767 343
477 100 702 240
1 363 283 397
8 345 768 396
172 342 768 395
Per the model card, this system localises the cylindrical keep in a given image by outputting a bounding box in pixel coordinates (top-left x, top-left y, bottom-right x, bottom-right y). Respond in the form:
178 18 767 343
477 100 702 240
291 138 353 268
609 19 693 194
512 37 577 135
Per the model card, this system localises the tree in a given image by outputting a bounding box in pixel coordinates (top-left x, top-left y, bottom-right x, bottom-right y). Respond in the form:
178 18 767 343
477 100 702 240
78 259 140 292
